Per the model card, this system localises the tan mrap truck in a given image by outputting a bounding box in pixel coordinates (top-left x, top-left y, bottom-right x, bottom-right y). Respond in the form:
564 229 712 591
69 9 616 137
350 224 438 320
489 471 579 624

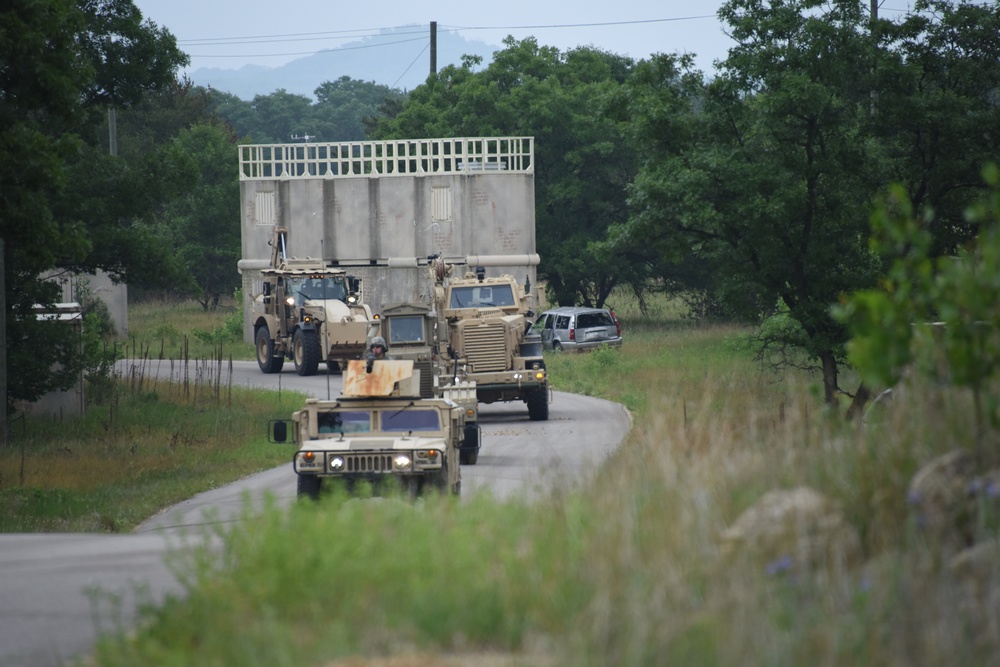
252 226 378 376
378 301 482 464
271 359 463 499
429 257 550 421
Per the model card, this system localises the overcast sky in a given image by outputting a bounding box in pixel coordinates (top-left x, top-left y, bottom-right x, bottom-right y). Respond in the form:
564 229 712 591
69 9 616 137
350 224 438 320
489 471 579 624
131 1 742 76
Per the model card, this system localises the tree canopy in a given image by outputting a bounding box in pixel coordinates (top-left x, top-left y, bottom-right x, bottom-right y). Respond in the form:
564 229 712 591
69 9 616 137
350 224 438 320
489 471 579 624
614 0 1000 406
1 0 187 408
369 38 641 309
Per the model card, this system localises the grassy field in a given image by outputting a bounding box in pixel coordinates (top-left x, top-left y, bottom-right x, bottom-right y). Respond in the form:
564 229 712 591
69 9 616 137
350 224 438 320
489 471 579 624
0 296 287 532
5 297 996 666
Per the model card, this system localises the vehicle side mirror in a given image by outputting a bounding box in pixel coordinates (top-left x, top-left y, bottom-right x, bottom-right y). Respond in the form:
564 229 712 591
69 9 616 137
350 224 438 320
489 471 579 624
270 419 289 443
262 282 271 296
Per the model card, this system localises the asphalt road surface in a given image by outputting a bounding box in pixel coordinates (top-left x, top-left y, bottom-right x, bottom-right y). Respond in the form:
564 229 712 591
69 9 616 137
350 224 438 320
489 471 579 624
0 360 630 667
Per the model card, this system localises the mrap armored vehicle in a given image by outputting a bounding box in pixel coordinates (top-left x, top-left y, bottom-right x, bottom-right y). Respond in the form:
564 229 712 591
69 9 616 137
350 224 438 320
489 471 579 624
272 359 464 498
252 226 378 376
429 257 549 421
378 301 482 464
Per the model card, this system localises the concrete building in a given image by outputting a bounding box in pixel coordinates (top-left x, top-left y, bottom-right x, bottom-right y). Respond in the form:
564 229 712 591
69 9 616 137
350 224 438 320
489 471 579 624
237 137 539 342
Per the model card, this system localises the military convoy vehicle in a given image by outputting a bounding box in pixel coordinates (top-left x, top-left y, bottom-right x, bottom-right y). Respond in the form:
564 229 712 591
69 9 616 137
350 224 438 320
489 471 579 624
271 359 464 499
252 226 378 376
379 301 482 464
428 257 549 421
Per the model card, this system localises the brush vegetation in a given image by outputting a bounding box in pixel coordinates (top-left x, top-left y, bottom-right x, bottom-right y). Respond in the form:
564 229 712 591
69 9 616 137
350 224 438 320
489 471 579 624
55 295 994 667
0 296 291 532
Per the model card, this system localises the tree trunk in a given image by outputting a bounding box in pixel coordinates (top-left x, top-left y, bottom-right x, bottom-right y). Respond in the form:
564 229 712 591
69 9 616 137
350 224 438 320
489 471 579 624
846 381 872 421
820 349 839 407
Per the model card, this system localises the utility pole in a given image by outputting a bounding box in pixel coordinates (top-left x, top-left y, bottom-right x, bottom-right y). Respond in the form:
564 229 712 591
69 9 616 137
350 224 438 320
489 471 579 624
430 21 437 76
1 238 6 445
869 0 879 117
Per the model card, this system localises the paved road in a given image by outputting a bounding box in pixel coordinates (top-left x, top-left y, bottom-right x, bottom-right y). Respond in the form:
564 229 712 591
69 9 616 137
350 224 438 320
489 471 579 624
0 360 630 667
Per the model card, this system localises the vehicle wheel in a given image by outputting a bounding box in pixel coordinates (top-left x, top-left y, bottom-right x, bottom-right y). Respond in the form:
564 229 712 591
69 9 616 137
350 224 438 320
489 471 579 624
526 386 549 421
256 326 285 373
460 423 480 465
552 341 563 352
297 474 321 500
293 329 321 376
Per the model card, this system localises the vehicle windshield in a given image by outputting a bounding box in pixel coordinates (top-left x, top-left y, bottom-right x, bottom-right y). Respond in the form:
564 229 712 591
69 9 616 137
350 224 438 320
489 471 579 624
449 284 515 308
381 408 441 432
288 276 347 303
388 315 425 344
317 410 371 433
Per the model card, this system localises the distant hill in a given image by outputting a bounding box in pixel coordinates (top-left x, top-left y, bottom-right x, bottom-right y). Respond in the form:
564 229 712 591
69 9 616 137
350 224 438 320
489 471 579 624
187 27 500 100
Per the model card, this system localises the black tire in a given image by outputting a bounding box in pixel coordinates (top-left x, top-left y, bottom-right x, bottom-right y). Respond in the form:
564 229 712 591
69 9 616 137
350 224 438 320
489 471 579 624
404 477 422 499
460 423 480 465
255 326 285 374
552 340 563 352
293 329 321 376
297 474 321 500
526 386 549 421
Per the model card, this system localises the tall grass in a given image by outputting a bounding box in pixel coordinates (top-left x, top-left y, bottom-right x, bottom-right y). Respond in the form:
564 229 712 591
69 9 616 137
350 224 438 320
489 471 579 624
87 298 1000 666
0 361 302 532
128 296 253 362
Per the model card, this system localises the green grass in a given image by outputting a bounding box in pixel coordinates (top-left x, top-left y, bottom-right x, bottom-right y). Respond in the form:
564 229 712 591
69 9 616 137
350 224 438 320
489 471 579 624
0 376 303 532
10 296 998 666
127 295 255 362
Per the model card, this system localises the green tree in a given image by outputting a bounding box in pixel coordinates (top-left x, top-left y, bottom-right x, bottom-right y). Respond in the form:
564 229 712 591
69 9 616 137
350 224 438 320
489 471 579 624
244 90 315 144
370 38 639 308
622 0 885 406
164 123 242 310
1 0 187 408
874 0 1000 256
838 165 1000 458
313 76 405 141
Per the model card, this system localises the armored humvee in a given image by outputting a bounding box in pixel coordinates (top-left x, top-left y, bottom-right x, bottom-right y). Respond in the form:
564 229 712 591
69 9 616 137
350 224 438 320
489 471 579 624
271 359 464 498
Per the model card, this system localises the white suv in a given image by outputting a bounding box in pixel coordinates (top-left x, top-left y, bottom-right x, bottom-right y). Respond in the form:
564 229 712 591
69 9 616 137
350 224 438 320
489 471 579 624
531 306 622 352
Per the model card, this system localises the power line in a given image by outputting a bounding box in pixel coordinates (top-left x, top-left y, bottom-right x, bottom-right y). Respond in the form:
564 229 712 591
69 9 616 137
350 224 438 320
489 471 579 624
442 16 717 31
187 35 428 59
392 42 431 89
181 15 719 58
179 27 427 46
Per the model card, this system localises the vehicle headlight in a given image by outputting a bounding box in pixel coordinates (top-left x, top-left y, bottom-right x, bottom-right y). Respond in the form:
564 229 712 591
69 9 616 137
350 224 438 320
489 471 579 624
330 456 345 471
394 454 412 470
535 371 546 380
285 296 295 307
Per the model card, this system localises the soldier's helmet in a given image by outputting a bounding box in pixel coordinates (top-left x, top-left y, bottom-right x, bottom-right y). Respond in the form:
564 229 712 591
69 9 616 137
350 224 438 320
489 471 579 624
370 335 388 351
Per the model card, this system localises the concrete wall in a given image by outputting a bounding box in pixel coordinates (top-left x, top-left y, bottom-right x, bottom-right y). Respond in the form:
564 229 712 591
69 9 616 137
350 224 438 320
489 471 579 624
49 271 128 338
238 138 538 342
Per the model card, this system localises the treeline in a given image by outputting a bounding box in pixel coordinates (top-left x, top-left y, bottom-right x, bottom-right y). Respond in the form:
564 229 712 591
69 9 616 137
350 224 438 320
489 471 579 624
369 0 1000 407
3 0 998 414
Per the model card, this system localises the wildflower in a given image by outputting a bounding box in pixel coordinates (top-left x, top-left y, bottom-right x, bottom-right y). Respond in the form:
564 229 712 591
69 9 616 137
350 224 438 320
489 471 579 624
765 555 794 576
